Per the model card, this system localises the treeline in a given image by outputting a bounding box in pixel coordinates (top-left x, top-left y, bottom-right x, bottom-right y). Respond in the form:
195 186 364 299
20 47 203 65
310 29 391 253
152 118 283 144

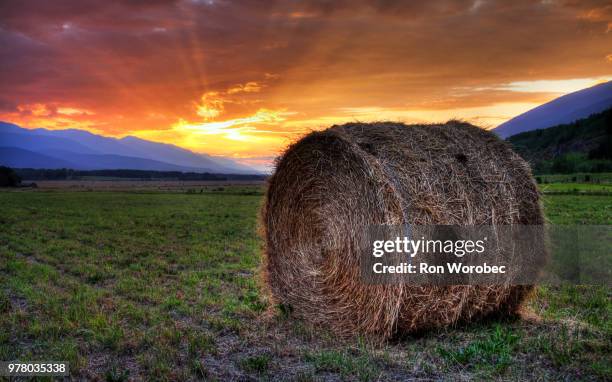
14 168 267 181
536 153 612 174
0 166 21 186
507 107 612 174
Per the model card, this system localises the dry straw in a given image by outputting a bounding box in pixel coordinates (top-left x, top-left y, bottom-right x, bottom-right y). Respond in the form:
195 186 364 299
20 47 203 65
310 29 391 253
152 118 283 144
261 121 544 339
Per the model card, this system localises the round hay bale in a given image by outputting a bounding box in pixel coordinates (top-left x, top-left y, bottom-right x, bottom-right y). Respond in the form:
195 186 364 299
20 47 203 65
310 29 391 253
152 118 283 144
261 121 543 339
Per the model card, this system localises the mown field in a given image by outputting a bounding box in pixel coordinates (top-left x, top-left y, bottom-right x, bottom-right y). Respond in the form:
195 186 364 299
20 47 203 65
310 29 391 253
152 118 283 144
0 185 610 381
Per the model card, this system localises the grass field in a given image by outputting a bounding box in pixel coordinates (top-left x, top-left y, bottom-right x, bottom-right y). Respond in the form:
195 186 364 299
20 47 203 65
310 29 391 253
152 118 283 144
0 185 610 381
535 173 612 184
540 182 612 195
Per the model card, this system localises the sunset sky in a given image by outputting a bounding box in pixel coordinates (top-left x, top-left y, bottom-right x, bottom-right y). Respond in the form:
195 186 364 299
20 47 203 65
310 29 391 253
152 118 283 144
1 0 611 170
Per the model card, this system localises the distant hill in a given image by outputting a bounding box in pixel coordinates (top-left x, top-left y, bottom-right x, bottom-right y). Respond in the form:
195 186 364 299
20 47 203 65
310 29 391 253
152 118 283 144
495 81 612 138
507 107 612 174
0 147 76 169
0 122 260 174
0 145 217 173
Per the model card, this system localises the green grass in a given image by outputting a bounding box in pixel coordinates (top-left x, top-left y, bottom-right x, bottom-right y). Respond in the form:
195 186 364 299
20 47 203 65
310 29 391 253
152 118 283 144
0 184 609 380
543 193 611 224
540 182 612 194
304 348 380 381
437 325 519 373
535 172 612 184
240 354 271 374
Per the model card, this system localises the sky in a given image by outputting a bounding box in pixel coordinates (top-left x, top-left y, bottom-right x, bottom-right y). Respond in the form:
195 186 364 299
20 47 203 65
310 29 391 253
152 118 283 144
1 0 611 170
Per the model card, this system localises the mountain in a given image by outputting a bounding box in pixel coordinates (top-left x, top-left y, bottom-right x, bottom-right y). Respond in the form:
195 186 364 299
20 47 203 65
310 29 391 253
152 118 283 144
0 147 77 169
494 81 612 138
117 135 248 172
507 107 612 174
0 130 99 154
0 122 259 174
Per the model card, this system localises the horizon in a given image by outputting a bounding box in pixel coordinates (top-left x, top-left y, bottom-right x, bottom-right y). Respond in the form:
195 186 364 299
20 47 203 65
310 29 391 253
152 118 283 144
1 81 610 173
1 1 611 170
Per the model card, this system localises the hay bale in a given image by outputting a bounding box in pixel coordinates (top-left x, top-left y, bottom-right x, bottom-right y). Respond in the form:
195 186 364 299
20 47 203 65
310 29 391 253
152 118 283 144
261 121 543 339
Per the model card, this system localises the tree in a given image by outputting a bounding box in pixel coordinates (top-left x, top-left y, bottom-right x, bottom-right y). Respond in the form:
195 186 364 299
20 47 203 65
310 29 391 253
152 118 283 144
0 166 21 187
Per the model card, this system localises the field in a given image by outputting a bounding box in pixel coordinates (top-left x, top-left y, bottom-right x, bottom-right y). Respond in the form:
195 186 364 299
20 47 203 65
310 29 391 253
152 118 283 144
540 183 612 196
0 184 610 381
535 172 612 184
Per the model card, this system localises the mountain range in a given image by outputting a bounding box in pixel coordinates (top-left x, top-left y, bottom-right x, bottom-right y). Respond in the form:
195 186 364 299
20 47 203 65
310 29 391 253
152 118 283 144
0 122 259 174
2 81 611 174
494 80 612 138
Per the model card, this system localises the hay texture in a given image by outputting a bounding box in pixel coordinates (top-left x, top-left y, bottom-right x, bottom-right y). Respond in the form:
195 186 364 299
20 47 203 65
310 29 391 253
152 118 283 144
261 121 543 339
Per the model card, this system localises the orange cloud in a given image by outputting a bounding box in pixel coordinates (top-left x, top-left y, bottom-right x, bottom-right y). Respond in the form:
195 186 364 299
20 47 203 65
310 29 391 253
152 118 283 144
196 92 226 121
227 82 262 94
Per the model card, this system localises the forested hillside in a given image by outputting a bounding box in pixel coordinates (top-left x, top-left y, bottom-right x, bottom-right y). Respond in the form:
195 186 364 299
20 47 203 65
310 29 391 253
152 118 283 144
507 107 612 174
